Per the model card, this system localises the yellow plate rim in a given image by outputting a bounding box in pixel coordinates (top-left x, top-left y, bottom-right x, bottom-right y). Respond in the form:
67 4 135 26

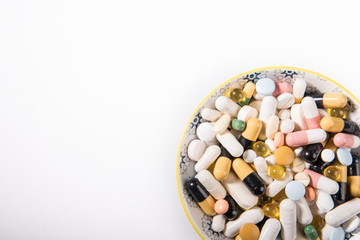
176 66 360 240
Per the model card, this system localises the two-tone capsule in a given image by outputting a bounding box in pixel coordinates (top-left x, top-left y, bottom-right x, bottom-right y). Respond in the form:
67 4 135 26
311 93 347 109
239 118 262 150
320 116 359 134
232 158 266 196
185 178 216 216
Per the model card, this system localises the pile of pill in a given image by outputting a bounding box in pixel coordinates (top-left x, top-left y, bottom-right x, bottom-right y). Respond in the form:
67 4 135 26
185 77 360 240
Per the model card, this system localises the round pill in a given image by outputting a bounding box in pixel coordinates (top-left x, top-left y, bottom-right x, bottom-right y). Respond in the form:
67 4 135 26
256 78 275 96
196 122 216 142
305 186 316 201
280 119 295 134
187 139 206 161
330 227 345 240
321 149 335 163
214 199 229 215
279 109 291 120
267 164 285 180
277 93 295 109
243 149 257 163
292 157 305 172
274 146 295 166
285 180 306 201
336 147 353 166
239 223 260 240
294 172 311 186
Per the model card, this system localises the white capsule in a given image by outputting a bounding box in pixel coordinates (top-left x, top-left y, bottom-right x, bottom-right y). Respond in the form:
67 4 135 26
253 91 267 100
290 104 308 131
259 218 281 240
265 154 276 165
216 129 244 157
215 96 240 117
187 139 206 161
201 108 222 121
243 149 257 163
196 122 216 142
330 227 345 240
213 114 231 134
279 109 291 120
221 171 258 210
280 119 295 134
266 115 280 139
266 171 293 197
325 198 360 227
237 105 258 122
194 145 221 172
321 149 335 163
211 214 226 232
301 96 321 129
277 93 295 109
196 170 226 200
254 157 273 185
316 190 334 214
322 224 336 240
342 215 360 233
265 139 276 153
280 199 297 240
296 197 313 225
336 147 353 166
224 207 264 237
293 78 307 101
259 96 277 140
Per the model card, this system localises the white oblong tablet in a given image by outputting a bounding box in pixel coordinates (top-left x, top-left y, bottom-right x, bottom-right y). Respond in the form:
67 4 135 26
326 198 360 227
316 190 334 214
237 105 258 122
342 215 360 233
254 157 273 185
194 145 221 172
266 171 293 197
290 104 308 131
216 129 244 157
296 197 313 225
187 139 206 161
201 108 222 121
213 114 231 134
293 78 306 100
259 218 281 240
196 170 226 200
215 96 240 117
266 115 279 139
277 93 295 109
280 199 297 240
221 171 258 210
196 122 216 142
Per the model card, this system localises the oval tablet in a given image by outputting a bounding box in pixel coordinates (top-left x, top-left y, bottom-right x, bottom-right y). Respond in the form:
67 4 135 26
277 93 295 109
196 122 216 142
187 139 206 161
266 115 279 139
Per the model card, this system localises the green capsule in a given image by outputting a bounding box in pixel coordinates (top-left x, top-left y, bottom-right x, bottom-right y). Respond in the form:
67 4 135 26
304 225 320 240
231 119 246 131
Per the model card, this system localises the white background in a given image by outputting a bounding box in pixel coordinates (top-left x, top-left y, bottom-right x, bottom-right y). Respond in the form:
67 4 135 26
0 0 360 239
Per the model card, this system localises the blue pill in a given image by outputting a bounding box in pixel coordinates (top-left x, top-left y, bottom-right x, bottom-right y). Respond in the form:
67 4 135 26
336 148 353 166
330 227 345 240
255 78 276 95
285 181 305 201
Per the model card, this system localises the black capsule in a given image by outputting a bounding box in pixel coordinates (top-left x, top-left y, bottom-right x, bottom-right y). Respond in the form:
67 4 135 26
302 143 324 163
224 195 243 220
242 172 266 196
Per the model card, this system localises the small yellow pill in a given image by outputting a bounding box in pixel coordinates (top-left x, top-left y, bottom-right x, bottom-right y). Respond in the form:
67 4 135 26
213 157 231 181
263 203 280 219
267 164 286 180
